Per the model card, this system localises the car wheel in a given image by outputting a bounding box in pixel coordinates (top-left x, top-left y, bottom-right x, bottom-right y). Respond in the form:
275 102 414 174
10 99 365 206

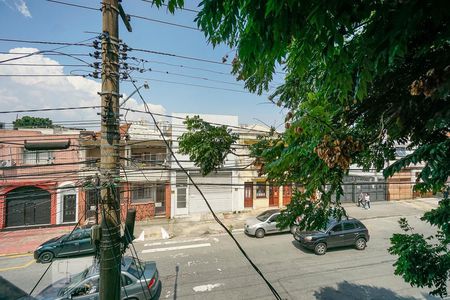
355 238 366 250
39 251 54 263
255 228 265 238
314 242 327 255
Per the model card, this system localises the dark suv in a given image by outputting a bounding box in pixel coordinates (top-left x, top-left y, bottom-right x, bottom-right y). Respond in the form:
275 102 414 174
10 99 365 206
294 218 369 255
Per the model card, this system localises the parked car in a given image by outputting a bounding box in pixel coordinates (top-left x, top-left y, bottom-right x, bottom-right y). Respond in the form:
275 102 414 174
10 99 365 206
36 256 161 300
34 227 95 263
293 218 370 255
245 209 295 238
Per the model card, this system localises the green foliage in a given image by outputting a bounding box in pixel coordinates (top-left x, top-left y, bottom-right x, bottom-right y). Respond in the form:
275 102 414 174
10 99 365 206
154 0 450 295
178 116 238 176
13 116 53 129
389 208 450 297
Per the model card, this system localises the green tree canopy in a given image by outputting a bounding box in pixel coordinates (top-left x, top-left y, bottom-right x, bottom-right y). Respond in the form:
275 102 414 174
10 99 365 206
13 116 53 129
156 0 450 296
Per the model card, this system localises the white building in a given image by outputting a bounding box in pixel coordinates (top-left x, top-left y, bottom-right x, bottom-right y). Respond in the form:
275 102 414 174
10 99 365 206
170 113 241 217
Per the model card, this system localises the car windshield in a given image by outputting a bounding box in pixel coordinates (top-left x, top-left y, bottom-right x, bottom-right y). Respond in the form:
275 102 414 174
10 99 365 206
256 210 277 222
319 219 337 233
58 267 90 296
126 259 145 279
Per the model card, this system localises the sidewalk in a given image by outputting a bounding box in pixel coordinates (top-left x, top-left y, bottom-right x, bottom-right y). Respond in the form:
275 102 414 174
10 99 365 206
0 198 439 256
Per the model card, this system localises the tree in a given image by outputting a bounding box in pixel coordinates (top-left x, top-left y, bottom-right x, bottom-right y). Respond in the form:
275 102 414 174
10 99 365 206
13 116 53 129
155 0 450 296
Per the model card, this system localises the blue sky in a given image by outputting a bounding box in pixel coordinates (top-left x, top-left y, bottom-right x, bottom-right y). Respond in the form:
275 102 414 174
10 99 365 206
0 0 286 129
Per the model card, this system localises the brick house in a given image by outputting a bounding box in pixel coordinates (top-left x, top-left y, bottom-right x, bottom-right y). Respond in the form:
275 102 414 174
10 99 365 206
0 128 82 229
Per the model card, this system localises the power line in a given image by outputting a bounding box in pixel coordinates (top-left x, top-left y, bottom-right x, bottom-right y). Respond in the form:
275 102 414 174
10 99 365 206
0 106 101 114
0 74 84 77
127 74 284 299
46 0 100 11
0 63 90 67
0 38 94 47
125 76 266 95
0 51 91 57
128 13 199 31
45 0 199 31
128 46 230 66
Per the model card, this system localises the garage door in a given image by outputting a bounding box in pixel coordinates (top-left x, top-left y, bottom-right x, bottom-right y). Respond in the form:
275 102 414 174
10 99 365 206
188 172 232 214
6 186 51 227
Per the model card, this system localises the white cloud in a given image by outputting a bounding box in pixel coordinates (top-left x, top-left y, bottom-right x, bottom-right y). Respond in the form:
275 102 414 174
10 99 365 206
15 0 31 18
0 48 166 129
1 0 31 17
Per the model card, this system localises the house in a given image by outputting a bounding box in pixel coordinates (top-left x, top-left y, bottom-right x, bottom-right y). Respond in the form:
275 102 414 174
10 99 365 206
78 121 172 223
0 127 82 229
170 113 241 217
236 124 293 210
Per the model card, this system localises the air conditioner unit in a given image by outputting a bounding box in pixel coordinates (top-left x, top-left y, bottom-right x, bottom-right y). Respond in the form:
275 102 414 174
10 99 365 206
0 160 15 168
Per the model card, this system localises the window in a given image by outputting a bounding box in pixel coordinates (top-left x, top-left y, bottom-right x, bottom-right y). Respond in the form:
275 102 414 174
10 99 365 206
395 147 407 157
256 182 266 198
121 273 133 286
176 173 187 209
131 184 155 203
343 222 355 231
330 224 342 232
23 149 53 165
268 214 279 223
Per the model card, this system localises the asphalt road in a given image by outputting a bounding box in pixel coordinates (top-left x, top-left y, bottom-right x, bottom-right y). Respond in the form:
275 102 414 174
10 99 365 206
0 200 443 300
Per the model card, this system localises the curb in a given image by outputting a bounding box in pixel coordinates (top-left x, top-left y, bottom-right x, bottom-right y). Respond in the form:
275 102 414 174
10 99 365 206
0 252 32 258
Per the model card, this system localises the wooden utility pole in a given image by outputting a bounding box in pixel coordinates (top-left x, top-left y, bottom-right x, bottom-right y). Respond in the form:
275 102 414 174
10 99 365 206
99 0 121 299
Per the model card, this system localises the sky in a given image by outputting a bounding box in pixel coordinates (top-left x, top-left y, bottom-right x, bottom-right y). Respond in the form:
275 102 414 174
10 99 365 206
0 0 286 130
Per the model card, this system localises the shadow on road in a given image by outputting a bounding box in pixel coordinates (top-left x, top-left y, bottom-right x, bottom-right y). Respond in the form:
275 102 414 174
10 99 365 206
173 264 179 300
313 280 439 300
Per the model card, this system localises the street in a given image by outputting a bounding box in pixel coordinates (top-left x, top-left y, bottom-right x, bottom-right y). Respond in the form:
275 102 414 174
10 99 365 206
0 200 442 300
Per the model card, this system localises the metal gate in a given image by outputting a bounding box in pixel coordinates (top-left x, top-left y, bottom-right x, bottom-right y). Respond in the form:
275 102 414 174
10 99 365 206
6 186 51 227
340 176 387 203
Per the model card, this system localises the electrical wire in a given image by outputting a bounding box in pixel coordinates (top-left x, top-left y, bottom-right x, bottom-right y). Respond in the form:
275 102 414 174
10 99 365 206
46 0 100 11
128 74 284 299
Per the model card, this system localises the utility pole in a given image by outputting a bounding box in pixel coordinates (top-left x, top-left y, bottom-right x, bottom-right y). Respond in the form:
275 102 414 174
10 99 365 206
99 0 121 299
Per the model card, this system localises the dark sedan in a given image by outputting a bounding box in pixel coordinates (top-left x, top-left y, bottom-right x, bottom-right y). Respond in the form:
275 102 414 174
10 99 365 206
34 227 95 263
294 218 369 255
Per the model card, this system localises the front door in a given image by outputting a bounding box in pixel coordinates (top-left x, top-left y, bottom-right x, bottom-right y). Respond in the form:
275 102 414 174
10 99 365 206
155 185 166 216
269 185 279 207
63 194 76 223
282 185 292 206
244 182 253 208
327 223 345 248
266 213 279 232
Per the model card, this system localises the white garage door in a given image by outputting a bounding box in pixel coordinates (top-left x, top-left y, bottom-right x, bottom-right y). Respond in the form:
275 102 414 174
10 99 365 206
188 172 233 214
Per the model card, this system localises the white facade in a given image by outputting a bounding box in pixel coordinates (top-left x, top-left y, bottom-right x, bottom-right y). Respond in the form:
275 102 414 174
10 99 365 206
170 113 240 217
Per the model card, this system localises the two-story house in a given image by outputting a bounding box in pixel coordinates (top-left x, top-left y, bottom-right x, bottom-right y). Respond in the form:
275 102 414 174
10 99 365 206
0 127 82 229
78 121 171 223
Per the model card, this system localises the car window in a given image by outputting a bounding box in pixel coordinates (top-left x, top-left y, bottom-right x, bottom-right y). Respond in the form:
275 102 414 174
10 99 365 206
354 221 365 229
256 210 278 222
71 277 99 298
121 273 133 286
81 230 91 239
268 214 279 222
330 224 342 232
67 231 83 241
343 222 355 231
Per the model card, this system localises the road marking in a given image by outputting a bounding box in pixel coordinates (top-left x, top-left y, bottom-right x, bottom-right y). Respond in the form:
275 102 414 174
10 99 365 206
142 243 211 253
144 237 208 247
193 283 223 292
0 253 32 259
0 259 34 272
